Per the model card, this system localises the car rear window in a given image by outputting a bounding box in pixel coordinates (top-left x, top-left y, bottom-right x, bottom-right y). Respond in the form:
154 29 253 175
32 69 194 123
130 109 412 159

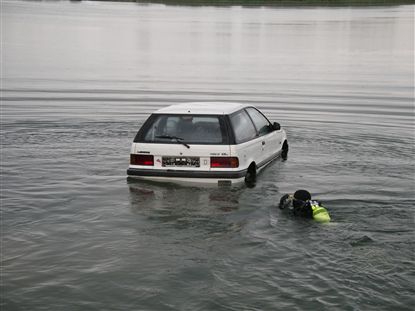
135 114 229 145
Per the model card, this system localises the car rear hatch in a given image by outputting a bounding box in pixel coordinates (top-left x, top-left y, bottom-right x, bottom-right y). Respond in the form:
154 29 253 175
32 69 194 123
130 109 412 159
128 113 244 180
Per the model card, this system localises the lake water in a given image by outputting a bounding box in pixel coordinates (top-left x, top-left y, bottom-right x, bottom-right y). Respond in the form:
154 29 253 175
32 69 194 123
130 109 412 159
1 1 414 310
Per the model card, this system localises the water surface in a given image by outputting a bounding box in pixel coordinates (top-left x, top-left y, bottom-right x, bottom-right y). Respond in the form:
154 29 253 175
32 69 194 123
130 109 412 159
1 1 414 310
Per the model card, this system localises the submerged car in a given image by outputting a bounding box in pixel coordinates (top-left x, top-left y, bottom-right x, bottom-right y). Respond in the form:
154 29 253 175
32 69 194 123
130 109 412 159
127 102 288 187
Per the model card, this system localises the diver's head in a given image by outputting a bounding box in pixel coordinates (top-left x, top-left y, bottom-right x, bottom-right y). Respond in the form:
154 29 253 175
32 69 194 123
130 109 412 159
293 189 311 209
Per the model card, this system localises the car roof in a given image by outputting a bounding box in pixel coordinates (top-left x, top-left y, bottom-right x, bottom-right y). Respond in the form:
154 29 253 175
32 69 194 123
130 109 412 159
154 102 251 115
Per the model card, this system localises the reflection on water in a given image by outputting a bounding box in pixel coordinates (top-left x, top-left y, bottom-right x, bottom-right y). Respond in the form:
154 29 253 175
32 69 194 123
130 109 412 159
128 179 242 213
2 1 414 310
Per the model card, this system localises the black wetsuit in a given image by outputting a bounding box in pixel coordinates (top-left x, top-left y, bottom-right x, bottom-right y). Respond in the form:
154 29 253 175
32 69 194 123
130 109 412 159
279 194 318 219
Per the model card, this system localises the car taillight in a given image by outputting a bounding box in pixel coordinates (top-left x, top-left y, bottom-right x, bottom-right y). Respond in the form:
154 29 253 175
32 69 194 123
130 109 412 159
130 154 154 166
210 157 239 168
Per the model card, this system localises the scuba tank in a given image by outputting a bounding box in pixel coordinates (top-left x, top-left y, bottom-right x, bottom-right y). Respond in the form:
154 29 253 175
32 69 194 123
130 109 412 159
309 200 331 223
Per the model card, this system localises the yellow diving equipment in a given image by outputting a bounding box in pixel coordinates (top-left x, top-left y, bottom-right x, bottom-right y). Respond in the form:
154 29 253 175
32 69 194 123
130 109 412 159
310 201 331 223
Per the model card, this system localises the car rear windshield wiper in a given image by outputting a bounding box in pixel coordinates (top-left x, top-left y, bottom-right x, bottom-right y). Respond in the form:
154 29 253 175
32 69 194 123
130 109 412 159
155 135 190 149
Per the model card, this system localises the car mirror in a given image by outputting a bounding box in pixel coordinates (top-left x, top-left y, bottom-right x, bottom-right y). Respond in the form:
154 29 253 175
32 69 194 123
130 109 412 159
273 122 281 131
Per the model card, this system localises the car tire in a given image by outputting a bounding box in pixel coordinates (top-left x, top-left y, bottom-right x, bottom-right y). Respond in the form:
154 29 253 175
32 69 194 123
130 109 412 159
281 140 289 160
245 164 256 188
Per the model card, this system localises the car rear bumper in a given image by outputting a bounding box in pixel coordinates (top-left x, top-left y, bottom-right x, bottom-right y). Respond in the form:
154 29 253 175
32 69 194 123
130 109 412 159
127 167 247 179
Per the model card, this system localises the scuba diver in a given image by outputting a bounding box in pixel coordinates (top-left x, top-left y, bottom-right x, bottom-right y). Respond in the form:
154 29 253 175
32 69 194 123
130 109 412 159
278 189 331 223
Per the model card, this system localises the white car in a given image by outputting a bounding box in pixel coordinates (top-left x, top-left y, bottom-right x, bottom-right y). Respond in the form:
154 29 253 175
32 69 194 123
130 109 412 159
127 102 288 187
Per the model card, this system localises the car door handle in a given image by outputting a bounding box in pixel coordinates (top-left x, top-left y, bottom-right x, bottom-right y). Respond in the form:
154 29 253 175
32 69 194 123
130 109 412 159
262 141 266 145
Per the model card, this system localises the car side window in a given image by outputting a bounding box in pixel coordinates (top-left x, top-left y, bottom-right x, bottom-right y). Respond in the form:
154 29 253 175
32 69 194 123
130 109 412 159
245 107 272 136
230 110 257 144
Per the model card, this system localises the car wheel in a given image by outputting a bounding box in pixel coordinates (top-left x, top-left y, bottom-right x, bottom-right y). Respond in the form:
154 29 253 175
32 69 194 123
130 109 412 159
281 140 289 160
245 164 256 188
